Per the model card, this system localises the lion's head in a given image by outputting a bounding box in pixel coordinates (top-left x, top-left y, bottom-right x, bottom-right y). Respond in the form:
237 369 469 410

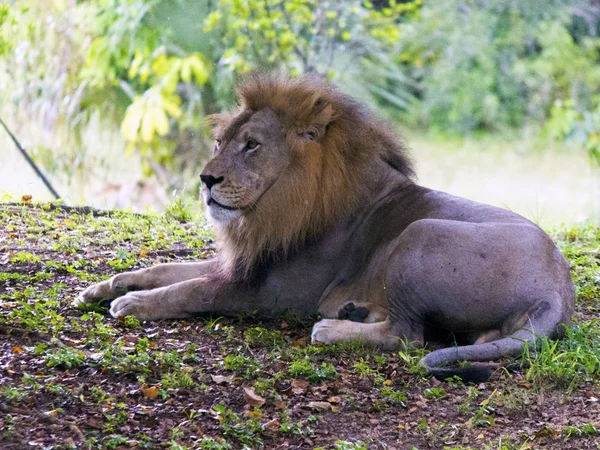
201 72 414 279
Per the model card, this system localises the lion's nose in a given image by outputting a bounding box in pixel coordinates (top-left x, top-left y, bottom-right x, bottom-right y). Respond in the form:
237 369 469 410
200 174 224 190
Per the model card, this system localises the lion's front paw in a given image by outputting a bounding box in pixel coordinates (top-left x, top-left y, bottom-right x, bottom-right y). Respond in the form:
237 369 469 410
74 280 120 307
74 273 140 308
109 290 163 321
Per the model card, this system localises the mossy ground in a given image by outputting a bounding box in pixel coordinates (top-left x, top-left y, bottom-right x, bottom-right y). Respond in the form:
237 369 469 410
1 201 599 449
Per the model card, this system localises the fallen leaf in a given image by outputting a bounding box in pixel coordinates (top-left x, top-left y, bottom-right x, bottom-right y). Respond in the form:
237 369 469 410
291 337 309 348
135 405 156 416
211 375 233 385
21 194 32 202
243 387 266 408
306 401 331 412
87 352 104 361
291 379 309 394
263 418 280 431
11 346 23 354
327 396 342 404
140 385 159 399
245 409 263 418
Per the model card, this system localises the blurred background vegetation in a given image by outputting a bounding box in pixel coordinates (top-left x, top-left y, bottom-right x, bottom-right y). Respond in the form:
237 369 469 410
0 0 598 225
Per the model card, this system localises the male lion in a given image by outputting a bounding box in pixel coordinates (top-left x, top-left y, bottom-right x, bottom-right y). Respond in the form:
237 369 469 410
77 73 575 380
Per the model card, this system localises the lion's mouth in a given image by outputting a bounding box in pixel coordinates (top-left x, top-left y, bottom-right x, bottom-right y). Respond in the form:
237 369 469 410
207 197 238 211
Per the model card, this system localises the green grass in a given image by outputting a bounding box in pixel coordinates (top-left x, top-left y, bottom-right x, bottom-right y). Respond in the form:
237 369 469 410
0 200 599 449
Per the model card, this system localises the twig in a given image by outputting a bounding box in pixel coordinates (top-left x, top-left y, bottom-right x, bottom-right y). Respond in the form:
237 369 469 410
0 202 144 217
0 117 62 200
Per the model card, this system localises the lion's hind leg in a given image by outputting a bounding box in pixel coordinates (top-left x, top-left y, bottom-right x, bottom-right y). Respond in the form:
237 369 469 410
311 317 402 351
336 301 389 323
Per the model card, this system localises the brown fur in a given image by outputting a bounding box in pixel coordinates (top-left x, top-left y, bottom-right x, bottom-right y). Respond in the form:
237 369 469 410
211 72 414 279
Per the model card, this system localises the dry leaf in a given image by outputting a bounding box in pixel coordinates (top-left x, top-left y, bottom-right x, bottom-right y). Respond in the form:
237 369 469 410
136 405 156 415
291 337 309 348
274 400 287 410
11 346 23 354
327 396 342 404
211 375 233 385
306 401 331 412
140 385 159 399
245 409 263 418
263 418 280 431
243 387 266 408
291 379 309 394
87 352 104 361
21 194 32 202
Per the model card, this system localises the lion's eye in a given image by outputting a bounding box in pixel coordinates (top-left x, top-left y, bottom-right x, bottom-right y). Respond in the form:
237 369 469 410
246 139 258 150
215 139 222 147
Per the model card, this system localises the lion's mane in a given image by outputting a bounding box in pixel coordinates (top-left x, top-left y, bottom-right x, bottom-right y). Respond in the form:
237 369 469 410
211 72 414 281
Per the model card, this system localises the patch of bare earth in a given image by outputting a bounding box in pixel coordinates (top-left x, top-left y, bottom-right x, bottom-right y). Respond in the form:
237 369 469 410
1 202 599 449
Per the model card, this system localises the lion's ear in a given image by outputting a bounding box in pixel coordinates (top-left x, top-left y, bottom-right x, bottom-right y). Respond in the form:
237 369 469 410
299 100 335 142
206 113 233 137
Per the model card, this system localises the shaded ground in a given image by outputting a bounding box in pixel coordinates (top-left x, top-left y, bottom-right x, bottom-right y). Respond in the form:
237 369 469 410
1 201 599 450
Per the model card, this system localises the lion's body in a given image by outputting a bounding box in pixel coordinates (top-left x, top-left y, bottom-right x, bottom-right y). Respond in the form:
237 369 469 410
78 73 575 380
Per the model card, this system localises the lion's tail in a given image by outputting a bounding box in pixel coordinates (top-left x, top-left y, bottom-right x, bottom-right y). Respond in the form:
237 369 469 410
419 298 568 383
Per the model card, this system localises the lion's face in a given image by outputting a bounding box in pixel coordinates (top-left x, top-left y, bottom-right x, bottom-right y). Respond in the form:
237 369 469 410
200 108 291 224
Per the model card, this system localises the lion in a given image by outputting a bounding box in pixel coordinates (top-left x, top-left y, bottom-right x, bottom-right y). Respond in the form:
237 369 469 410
77 72 575 381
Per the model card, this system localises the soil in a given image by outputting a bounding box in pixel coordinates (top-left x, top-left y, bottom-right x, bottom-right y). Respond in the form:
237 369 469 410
0 201 599 449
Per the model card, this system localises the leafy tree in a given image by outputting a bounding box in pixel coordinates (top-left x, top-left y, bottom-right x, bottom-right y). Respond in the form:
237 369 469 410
396 0 594 134
0 0 420 192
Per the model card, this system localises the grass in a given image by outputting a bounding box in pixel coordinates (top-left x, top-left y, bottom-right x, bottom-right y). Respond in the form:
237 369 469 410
0 200 599 448
2 115 598 226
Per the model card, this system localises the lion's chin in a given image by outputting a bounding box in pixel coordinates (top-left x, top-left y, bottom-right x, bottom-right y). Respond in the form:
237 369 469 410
206 203 242 225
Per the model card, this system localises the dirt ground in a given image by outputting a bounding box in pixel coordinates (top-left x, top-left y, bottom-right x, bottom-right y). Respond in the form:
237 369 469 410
1 201 599 449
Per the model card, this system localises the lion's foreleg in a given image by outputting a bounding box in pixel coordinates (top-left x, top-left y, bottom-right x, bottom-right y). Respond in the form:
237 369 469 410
108 277 210 320
107 274 253 321
76 260 216 306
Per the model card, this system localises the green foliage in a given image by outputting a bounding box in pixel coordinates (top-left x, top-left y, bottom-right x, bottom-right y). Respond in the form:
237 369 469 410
0 0 420 193
212 405 263 448
287 359 338 381
424 387 447 400
161 369 195 389
544 99 600 166
2 0 600 206
561 423 599 439
523 320 600 391
45 346 86 369
196 437 232 450
330 440 368 450
244 326 285 348
398 0 600 136
205 0 419 73
222 354 261 378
